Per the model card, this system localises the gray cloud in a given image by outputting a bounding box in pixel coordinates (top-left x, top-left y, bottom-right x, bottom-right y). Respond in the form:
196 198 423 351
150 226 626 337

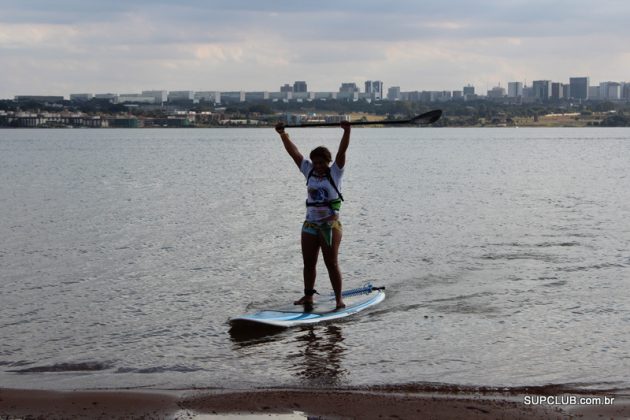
1 0 629 96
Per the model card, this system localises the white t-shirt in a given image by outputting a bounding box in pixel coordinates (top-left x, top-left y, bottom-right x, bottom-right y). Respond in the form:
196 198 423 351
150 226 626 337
300 159 344 222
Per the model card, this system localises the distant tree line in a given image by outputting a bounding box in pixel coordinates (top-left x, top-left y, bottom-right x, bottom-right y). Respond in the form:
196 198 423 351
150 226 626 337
3 97 630 127
597 114 630 127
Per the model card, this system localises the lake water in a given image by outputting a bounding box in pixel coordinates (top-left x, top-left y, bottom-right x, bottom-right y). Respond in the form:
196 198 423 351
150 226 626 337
1 127 629 391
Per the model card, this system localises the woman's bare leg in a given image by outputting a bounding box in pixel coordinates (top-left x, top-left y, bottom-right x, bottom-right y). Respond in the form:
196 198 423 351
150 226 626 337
321 227 345 309
296 231 320 305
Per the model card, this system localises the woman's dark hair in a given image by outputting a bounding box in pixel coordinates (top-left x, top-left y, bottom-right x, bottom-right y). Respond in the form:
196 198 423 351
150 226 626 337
310 146 332 163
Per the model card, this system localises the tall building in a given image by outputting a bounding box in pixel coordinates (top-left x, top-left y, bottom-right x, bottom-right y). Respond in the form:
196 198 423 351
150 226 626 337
532 80 551 101
463 85 475 96
487 86 506 98
117 94 156 104
70 93 93 102
433 91 452 101
507 82 523 98
562 84 571 99
245 91 270 101
339 83 359 93
221 91 246 102
280 84 293 93
569 77 589 100
168 91 194 102
551 83 565 100
195 91 221 104
142 90 168 104
293 81 307 93
387 86 401 101
94 93 118 101
599 82 621 100
338 83 359 101
365 80 383 100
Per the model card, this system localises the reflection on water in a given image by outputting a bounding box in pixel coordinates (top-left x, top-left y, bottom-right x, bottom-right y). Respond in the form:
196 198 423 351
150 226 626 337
292 326 347 386
228 324 288 345
230 324 347 387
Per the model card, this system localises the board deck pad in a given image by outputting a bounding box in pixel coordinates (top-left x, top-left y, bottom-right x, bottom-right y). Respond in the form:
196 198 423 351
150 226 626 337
230 284 385 328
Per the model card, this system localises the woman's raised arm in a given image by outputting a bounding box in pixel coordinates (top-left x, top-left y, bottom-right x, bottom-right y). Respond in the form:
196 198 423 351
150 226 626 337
334 120 351 169
276 122 303 169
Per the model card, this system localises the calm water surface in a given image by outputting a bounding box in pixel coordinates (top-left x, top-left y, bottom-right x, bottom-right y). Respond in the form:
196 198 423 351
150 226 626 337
1 127 629 390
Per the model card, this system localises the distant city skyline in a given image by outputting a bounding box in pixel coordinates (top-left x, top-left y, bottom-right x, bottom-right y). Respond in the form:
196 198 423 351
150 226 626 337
7 74 630 103
2 1 630 98
4 74 630 101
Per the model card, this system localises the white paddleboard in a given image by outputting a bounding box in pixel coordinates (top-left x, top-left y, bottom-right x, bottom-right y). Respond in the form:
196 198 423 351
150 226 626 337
230 284 385 328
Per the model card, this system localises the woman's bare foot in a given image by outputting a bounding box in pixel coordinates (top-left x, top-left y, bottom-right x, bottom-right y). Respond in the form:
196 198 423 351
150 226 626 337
294 295 314 306
336 300 346 310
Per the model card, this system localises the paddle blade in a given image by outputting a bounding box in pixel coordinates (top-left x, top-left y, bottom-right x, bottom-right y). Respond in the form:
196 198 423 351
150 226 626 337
411 109 442 125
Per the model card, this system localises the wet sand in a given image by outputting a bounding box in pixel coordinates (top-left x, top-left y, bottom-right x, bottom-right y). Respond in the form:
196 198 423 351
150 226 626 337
0 388 181 419
2 387 630 419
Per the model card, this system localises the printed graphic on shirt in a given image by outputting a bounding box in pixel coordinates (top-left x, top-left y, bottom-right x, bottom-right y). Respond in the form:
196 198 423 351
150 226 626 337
308 186 330 203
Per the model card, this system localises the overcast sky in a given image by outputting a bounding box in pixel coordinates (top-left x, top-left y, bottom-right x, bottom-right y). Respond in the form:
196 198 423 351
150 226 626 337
1 0 629 97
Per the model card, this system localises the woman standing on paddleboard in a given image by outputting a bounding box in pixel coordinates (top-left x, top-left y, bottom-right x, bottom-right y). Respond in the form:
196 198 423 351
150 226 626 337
275 120 351 310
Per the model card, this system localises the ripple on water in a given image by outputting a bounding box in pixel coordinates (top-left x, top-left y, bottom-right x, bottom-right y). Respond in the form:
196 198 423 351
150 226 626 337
9 361 114 373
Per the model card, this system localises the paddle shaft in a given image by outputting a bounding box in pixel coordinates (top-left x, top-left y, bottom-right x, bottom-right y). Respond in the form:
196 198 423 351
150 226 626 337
284 109 442 128
287 118 416 128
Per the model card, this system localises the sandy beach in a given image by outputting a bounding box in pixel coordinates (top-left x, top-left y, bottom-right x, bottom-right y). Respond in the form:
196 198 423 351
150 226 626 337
2 386 630 419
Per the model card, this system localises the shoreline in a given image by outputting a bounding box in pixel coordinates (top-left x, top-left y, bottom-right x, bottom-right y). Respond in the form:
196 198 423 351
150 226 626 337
2 386 629 419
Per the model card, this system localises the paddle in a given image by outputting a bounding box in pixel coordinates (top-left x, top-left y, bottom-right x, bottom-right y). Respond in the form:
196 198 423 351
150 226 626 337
284 109 442 128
